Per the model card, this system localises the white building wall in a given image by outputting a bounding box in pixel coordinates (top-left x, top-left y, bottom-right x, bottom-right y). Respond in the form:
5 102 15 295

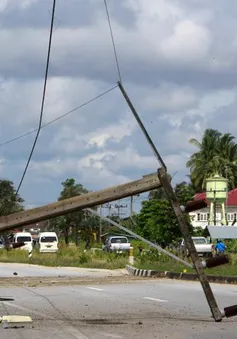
189 206 237 229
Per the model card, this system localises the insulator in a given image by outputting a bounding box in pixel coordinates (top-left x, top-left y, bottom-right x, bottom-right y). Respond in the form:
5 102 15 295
183 199 207 213
205 255 229 268
223 304 237 318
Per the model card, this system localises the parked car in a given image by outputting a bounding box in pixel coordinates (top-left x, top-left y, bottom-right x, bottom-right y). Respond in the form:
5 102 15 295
36 232 58 253
180 236 213 257
102 236 130 253
12 232 33 252
0 237 5 249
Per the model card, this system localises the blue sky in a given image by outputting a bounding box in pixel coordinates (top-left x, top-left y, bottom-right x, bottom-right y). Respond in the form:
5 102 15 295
0 0 237 213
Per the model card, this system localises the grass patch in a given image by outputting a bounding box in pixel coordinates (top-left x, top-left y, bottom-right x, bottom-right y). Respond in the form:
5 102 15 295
0 247 128 270
137 252 237 277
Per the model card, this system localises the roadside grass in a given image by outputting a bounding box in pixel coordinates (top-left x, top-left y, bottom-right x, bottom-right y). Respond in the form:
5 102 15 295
137 252 237 276
0 246 128 270
2 240 237 277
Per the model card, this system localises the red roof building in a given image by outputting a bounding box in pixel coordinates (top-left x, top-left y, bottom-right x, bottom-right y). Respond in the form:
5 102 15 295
194 188 237 206
190 189 237 228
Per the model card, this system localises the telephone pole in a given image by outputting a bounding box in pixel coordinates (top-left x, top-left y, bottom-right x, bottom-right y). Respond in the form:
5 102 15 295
130 196 133 217
99 205 102 240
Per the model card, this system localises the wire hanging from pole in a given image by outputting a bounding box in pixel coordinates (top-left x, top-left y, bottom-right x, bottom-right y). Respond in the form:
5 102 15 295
104 0 122 83
0 85 118 148
16 0 57 195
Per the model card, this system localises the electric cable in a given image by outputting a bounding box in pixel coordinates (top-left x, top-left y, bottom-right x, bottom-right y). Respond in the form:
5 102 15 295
104 0 122 82
0 85 118 148
16 0 57 195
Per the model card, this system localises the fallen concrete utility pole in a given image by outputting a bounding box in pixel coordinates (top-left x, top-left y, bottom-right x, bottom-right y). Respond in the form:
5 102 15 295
86 207 193 268
0 173 161 232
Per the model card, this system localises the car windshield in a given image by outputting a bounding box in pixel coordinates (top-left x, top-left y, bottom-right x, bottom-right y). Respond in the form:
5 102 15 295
110 237 128 243
17 236 31 242
40 236 57 243
193 238 206 244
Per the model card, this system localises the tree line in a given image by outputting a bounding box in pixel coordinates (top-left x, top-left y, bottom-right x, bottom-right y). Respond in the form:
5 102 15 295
0 128 236 246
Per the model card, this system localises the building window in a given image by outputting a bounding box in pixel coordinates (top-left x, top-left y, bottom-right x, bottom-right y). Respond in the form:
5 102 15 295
227 213 235 221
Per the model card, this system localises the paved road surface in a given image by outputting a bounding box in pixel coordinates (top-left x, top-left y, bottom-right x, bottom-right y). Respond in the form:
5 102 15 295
0 263 125 278
0 278 236 338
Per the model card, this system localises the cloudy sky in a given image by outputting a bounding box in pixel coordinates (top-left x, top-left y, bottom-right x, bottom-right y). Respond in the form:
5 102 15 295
0 0 237 213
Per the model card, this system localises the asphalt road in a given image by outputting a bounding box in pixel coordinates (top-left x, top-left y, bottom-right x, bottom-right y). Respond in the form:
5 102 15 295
0 278 236 338
0 263 125 278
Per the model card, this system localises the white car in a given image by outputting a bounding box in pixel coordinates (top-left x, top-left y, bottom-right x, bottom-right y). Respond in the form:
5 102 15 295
37 232 58 253
12 232 33 252
103 236 130 253
181 236 213 257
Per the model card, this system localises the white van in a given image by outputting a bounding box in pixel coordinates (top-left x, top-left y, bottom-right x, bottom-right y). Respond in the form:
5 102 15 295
38 232 58 253
13 232 33 252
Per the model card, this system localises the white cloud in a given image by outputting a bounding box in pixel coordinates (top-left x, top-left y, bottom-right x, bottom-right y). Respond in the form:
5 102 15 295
0 0 8 12
87 119 136 147
0 0 237 209
144 83 198 112
160 20 211 64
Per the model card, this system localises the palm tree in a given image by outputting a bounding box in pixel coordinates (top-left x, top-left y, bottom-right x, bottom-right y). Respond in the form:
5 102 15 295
217 133 237 189
186 129 237 191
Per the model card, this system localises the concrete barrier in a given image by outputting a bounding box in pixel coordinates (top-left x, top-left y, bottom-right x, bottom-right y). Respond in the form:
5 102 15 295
125 265 237 284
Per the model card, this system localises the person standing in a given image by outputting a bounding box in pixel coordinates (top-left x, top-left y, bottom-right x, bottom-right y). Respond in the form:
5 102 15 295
215 239 227 255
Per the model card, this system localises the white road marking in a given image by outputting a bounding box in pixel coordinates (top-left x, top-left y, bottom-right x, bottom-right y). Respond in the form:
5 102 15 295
86 287 103 291
3 301 48 318
64 325 89 339
143 297 168 303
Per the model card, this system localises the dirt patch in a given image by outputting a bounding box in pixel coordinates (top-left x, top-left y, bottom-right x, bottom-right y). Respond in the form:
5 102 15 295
82 319 127 325
0 275 149 287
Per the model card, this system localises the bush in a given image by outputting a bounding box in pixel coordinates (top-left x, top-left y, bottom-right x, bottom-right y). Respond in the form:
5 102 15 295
226 240 237 252
139 247 171 264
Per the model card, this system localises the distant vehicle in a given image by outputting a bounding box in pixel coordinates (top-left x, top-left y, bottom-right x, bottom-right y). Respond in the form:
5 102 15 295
180 236 213 257
0 237 5 249
12 232 33 252
37 232 58 253
103 236 130 253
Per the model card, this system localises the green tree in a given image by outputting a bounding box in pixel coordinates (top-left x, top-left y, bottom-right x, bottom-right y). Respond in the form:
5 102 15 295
136 199 192 245
175 181 196 205
0 180 24 216
59 178 89 246
149 180 195 205
50 178 91 246
186 129 237 190
148 173 172 200
148 187 167 200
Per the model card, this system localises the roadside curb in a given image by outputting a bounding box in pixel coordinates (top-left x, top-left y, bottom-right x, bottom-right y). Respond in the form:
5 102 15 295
125 265 237 284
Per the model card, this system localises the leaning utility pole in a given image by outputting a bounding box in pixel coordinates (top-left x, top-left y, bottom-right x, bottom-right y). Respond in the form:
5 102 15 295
117 80 227 322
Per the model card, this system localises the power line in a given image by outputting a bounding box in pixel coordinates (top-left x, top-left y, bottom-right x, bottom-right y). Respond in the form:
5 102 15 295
16 0 57 195
0 85 118 148
104 0 122 83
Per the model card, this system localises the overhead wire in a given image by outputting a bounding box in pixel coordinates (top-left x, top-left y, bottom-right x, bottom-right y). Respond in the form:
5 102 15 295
104 0 122 83
0 85 118 148
15 0 57 195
